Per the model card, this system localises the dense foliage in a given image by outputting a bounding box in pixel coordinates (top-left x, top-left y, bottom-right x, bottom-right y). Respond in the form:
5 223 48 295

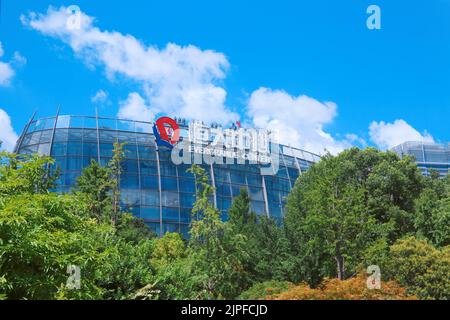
266 274 416 300
0 147 448 300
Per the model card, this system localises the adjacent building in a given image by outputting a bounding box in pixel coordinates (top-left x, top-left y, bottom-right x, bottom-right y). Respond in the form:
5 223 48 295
392 141 450 177
14 113 320 237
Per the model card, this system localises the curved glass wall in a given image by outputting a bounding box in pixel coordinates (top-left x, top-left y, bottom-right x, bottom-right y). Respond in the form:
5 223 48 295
392 141 450 177
14 114 321 237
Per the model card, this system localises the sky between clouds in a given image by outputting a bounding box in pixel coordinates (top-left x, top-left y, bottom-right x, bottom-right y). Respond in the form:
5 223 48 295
0 4 444 153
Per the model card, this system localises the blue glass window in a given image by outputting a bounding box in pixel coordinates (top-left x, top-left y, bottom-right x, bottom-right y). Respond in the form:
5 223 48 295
120 189 140 206
83 129 97 142
98 119 116 130
67 142 82 156
161 191 179 207
214 169 230 183
138 146 157 160
216 183 231 197
83 143 98 158
180 224 190 238
54 129 68 142
100 144 114 157
53 157 67 171
52 143 67 156
177 165 195 178
180 193 195 208
120 175 139 189
141 207 160 221
141 175 158 190
161 177 178 191
146 222 161 236
140 161 158 175
248 187 264 201
29 131 42 144
64 172 80 185
141 190 159 206
99 130 117 141
158 151 172 162
218 197 232 211
123 160 138 173
118 131 136 143
162 223 179 234
230 171 246 184
40 130 52 143
251 201 266 215
162 207 179 221
160 163 177 176
68 129 82 141
231 185 243 198
269 205 282 218
117 120 135 132
34 119 46 131
123 145 138 159
180 209 191 223
246 174 262 187
66 157 82 171
179 179 195 193
56 116 70 128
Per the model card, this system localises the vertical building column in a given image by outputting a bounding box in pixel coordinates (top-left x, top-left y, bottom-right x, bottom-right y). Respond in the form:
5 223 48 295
155 145 163 237
135 124 142 220
95 109 101 163
421 142 428 176
14 111 37 154
294 155 303 176
261 175 270 218
210 162 218 208
280 153 293 188
175 165 182 233
48 108 60 157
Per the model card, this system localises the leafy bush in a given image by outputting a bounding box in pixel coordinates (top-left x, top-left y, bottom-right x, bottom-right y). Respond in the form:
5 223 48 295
386 237 450 300
267 274 415 300
238 281 292 300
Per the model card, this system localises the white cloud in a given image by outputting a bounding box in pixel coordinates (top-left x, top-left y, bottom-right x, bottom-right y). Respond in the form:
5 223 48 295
0 42 15 86
369 119 434 150
118 92 154 121
12 52 27 66
345 133 367 147
22 6 238 124
247 87 356 155
0 109 19 152
91 89 108 104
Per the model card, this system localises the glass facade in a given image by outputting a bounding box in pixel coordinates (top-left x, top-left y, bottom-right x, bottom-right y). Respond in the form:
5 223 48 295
14 114 320 237
392 141 450 177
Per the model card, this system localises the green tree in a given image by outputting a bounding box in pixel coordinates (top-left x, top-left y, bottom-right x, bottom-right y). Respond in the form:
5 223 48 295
187 165 248 299
109 142 126 225
76 147 154 244
227 189 292 293
0 152 155 300
76 159 112 222
115 213 155 244
0 152 58 195
148 232 205 299
228 188 256 233
253 216 292 282
238 280 292 300
414 174 450 247
386 237 450 300
284 148 423 286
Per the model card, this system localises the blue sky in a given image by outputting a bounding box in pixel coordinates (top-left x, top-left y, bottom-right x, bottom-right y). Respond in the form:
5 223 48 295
0 0 449 153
